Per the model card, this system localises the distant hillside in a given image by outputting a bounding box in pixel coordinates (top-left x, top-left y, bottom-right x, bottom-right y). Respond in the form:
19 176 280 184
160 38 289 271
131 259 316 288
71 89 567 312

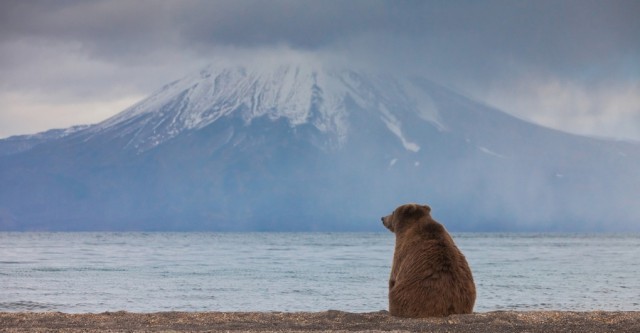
1 62 638 231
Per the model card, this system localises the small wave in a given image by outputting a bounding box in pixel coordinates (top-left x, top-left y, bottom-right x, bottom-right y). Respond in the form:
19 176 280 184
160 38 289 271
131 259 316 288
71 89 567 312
32 267 127 272
0 261 29 264
0 301 59 312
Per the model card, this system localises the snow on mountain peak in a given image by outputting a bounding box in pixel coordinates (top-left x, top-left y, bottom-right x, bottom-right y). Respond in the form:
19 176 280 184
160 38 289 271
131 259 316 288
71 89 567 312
93 61 444 152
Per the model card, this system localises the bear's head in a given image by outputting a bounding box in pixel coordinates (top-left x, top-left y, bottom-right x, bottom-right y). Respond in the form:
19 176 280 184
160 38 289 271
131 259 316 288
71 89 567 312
381 203 431 233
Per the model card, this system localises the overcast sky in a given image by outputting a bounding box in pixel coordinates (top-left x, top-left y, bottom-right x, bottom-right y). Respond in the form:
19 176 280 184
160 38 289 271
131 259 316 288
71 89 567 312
1 0 639 140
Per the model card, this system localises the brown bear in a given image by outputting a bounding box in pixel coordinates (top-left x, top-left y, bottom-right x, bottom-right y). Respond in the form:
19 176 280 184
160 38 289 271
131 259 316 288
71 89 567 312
381 203 476 317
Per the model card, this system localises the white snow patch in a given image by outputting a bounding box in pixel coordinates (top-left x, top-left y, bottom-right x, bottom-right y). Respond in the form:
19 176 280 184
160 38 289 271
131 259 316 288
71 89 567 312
478 146 508 159
401 80 446 131
379 106 421 153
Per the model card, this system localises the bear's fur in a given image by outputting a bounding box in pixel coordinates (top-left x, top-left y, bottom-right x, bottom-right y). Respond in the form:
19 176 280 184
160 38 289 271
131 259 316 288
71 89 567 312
381 203 476 317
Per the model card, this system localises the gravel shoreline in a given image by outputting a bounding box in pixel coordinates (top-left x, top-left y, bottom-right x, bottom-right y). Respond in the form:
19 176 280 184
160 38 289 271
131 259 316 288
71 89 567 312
2 310 639 332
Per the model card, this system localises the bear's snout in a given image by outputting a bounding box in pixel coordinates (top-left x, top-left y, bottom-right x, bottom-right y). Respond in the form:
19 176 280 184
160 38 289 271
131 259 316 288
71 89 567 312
381 216 393 232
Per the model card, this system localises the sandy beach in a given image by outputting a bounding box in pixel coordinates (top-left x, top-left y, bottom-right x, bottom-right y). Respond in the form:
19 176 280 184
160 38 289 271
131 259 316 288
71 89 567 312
1 310 639 332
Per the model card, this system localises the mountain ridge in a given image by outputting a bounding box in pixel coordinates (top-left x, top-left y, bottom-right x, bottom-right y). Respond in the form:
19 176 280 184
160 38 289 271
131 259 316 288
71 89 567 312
81 63 447 153
1 62 638 231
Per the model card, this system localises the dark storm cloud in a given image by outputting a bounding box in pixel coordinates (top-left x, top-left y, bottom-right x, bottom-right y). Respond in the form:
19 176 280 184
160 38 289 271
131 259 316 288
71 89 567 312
0 0 180 64
2 0 638 77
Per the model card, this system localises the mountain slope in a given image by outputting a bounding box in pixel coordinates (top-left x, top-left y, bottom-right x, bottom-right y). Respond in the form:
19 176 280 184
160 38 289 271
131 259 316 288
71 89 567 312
1 63 638 231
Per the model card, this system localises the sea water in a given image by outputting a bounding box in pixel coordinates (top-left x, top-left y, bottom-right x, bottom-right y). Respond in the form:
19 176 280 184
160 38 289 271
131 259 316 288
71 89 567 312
0 232 638 313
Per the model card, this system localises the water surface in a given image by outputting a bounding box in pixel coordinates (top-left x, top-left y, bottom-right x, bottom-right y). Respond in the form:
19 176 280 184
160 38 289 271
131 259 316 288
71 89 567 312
1 232 638 313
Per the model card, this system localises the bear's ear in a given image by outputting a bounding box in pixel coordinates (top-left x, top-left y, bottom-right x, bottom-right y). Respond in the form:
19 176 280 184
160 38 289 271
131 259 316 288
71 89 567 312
399 203 427 220
422 205 431 213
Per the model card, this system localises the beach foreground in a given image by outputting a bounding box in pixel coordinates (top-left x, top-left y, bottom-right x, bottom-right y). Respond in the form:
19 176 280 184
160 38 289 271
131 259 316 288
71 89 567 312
1 310 639 333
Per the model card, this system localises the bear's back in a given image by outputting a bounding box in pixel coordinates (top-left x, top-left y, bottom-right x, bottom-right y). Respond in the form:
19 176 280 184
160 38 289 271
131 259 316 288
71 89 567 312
395 221 466 283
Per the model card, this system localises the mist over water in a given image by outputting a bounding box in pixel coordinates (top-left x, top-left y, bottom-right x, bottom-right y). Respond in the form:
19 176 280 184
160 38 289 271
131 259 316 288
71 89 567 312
1 232 639 313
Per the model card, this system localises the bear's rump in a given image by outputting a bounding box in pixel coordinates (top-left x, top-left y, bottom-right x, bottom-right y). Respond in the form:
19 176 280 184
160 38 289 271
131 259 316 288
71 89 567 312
389 271 474 317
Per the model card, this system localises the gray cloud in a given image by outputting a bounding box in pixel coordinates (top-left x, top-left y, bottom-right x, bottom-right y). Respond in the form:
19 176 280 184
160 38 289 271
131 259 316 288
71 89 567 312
0 0 639 139
4 1 638 73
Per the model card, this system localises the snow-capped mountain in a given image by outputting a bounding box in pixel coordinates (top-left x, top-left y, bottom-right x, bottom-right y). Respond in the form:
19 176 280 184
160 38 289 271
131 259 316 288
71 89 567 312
1 61 639 231
89 63 442 152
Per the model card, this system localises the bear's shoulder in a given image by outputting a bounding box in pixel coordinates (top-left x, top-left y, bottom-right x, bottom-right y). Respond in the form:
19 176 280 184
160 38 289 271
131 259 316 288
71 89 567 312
417 219 447 238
